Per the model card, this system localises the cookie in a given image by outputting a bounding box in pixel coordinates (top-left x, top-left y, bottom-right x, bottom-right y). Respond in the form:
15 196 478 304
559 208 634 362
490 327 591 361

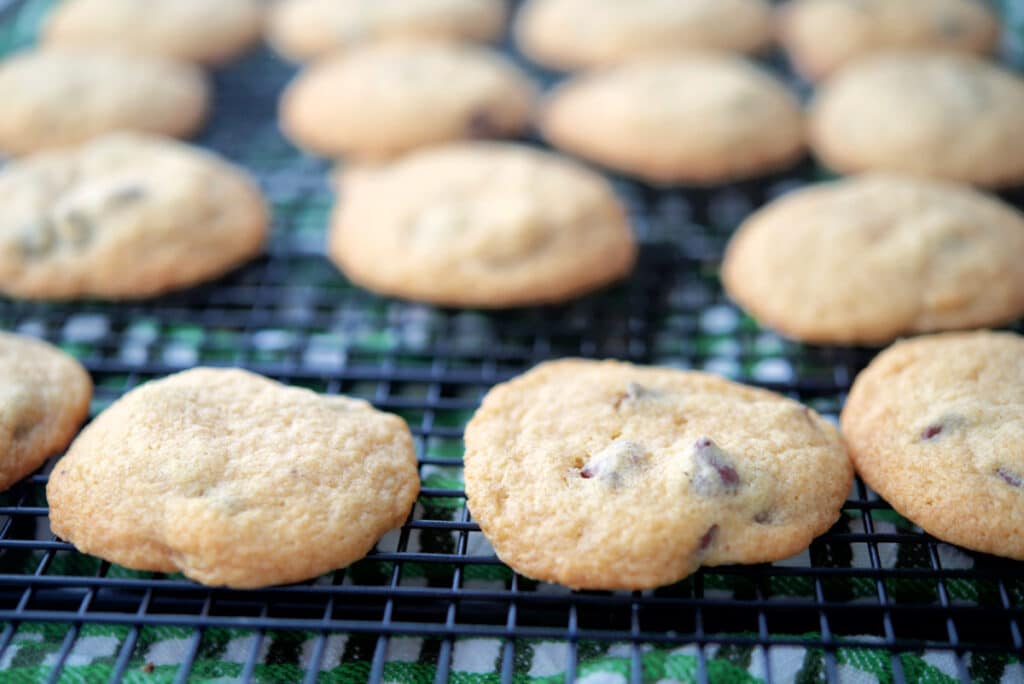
47 368 420 588
780 0 1000 80
0 333 91 492
328 142 636 308
810 53 1024 187
0 49 208 156
267 0 506 63
722 174 1024 345
281 42 535 160
0 133 269 300
515 0 773 71
841 331 1024 560
44 0 264 65
540 55 805 184
464 359 852 590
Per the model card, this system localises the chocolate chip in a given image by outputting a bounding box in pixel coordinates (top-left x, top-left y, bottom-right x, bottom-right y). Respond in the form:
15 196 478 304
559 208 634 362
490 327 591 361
106 184 146 208
466 109 499 138
754 510 773 524
18 219 56 259
691 437 741 496
937 14 966 39
997 467 1023 488
59 210 94 248
699 524 718 551
614 382 660 409
579 440 647 487
920 413 966 441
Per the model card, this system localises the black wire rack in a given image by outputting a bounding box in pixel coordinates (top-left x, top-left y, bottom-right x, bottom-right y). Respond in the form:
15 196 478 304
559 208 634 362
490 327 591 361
1 1 1024 682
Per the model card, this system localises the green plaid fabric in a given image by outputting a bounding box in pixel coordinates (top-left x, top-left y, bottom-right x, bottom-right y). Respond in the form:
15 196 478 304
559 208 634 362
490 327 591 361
2 1 1024 682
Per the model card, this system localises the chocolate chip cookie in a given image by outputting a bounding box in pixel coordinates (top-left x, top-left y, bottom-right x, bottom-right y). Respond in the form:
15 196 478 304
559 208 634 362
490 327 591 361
464 359 852 589
44 0 264 65
841 331 1024 560
47 368 420 588
328 142 636 308
1 332 92 492
810 52 1024 187
281 42 535 160
0 48 209 156
780 0 1000 80
267 0 506 62
515 0 773 71
722 173 1024 345
0 133 269 300
540 55 805 184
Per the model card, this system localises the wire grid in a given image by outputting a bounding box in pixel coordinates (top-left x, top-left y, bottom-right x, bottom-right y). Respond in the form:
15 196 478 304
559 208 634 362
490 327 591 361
1 1 1024 682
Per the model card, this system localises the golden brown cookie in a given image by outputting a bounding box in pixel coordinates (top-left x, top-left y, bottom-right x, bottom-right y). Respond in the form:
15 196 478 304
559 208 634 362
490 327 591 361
540 55 805 184
722 173 1024 345
0 332 91 492
0 133 269 300
810 52 1024 187
841 331 1024 560
515 0 773 71
328 142 636 308
47 368 420 588
44 0 264 65
780 0 1000 80
464 359 852 590
0 48 208 156
267 0 507 62
280 42 535 160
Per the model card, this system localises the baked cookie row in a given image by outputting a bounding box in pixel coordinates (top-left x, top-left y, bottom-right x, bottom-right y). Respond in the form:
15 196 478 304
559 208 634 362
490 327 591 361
15 331 1020 590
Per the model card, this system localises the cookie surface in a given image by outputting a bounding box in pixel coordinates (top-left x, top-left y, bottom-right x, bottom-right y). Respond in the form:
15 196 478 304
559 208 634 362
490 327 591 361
0 49 208 157
841 331 1024 560
780 0 1000 80
47 368 420 588
464 359 851 590
540 55 805 184
0 332 91 492
810 53 1024 187
281 42 535 160
44 0 264 65
515 0 772 70
722 174 1024 345
328 142 636 308
267 0 506 62
0 133 269 300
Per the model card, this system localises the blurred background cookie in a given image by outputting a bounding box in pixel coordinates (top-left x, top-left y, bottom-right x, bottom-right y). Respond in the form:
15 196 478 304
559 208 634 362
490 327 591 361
722 173 1024 345
267 0 506 63
0 48 208 156
810 52 1024 187
540 55 804 184
0 133 269 300
780 0 1000 81
43 0 264 65
281 42 535 160
328 142 636 308
515 0 773 71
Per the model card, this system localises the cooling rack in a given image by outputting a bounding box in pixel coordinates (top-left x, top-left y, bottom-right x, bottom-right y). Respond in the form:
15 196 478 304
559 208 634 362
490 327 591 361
1 1 1023 682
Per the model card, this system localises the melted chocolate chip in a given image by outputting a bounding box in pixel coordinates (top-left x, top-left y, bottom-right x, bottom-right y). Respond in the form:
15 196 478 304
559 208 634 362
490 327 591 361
691 437 740 496
106 184 146 207
466 109 499 138
699 524 718 551
19 219 56 259
996 467 1023 488
754 510 773 525
579 440 646 486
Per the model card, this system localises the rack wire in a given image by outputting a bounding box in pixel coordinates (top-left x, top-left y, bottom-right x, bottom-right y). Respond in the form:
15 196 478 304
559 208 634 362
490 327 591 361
1 1 1023 682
